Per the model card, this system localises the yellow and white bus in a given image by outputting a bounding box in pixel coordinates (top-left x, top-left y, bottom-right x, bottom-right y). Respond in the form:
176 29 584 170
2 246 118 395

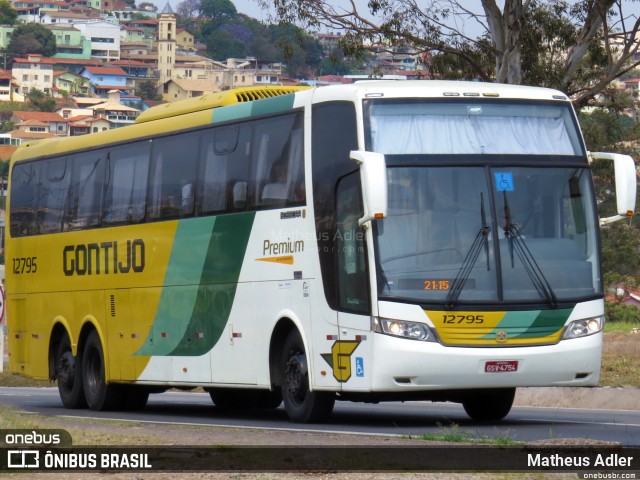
6 82 636 423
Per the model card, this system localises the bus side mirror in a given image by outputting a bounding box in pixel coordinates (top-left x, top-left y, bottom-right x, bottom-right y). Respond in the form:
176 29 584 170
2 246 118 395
350 150 387 225
589 152 637 226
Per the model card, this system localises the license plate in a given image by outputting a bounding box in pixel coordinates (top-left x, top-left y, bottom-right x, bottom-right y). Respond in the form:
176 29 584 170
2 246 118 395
485 360 518 373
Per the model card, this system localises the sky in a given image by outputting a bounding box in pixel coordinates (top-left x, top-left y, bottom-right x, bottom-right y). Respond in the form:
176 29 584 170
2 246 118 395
151 0 640 40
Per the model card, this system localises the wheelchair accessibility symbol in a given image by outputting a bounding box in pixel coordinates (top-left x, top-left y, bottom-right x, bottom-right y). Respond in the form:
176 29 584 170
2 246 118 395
355 357 364 377
495 172 514 192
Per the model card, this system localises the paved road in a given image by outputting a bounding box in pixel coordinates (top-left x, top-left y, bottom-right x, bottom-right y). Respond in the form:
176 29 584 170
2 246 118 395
1 386 639 446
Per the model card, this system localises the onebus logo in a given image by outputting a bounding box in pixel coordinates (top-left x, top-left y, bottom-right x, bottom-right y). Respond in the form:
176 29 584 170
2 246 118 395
63 239 145 276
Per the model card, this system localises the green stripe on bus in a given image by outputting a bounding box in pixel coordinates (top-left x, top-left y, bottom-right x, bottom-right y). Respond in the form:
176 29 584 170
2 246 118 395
251 94 296 117
480 308 571 339
169 212 255 356
136 217 217 356
211 102 252 124
136 212 255 357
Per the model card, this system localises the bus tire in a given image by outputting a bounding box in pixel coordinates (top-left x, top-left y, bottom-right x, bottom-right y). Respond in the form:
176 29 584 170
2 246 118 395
56 332 86 409
462 388 515 421
281 330 334 423
81 330 124 411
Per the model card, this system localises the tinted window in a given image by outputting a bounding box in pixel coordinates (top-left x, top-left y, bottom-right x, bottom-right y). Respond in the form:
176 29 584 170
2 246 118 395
9 162 40 237
39 158 70 234
64 152 105 231
200 124 252 214
311 102 358 310
103 142 149 225
250 112 305 209
148 132 200 220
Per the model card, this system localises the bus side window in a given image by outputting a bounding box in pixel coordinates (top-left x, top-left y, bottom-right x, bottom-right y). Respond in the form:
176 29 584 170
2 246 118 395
103 143 149 225
38 158 71 235
336 173 370 314
9 162 40 237
64 154 105 231
148 132 199 220
251 112 305 209
200 125 250 214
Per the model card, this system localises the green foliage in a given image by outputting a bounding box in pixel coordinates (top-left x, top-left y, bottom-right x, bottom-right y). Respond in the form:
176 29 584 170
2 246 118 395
205 28 246 59
605 302 640 324
7 23 56 58
26 88 56 112
135 80 161 101
0 0 17 25
199 0 237 23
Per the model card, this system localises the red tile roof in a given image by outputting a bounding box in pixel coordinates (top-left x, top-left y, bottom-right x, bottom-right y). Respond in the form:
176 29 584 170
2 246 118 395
83 66 127 76
13 111 67 123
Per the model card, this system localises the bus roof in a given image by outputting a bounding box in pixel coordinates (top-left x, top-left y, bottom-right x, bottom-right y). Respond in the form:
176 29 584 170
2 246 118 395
135 85 312 124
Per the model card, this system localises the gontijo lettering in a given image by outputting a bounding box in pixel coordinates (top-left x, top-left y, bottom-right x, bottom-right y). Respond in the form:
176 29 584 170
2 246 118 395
63 239 145 276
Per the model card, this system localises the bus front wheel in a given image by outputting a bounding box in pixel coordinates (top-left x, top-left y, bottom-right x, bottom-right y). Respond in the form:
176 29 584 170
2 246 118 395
462 388 516 421
82 331 124 411
56 332 86 409
281 330 334 423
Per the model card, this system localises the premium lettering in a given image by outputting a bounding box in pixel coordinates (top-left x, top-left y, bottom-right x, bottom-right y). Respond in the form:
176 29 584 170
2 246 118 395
263 238 304 256
63 239 145 276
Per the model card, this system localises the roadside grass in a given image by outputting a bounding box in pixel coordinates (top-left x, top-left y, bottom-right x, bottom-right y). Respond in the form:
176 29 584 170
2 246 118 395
0 403 160 445
600 332 640 387
604 320 639 333
412 423 523 446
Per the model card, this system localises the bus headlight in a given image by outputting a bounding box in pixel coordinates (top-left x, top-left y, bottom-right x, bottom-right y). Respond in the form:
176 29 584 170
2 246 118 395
373 317 437 342
562 316 604 339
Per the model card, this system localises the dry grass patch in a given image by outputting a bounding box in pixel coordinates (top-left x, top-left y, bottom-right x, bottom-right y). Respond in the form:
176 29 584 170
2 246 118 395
600 333 640 387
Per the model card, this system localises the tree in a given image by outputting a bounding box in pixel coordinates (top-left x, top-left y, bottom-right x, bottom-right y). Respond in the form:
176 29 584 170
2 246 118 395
135 80 162 101
138 2 157 12
263 0 640 105
199 0 236 22
176 0 200 18
7 23 56 58
0 0 17 25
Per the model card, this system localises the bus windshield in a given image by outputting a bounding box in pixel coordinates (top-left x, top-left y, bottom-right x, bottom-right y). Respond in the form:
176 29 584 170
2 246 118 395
375 166 600 306
367 99 599 306
365 99 584 155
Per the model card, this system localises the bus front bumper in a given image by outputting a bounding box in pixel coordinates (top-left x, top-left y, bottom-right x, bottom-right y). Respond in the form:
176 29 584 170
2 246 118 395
369 331 602 392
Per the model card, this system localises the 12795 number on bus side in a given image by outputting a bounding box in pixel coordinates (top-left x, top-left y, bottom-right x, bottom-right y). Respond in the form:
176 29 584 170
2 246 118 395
12 256 38 274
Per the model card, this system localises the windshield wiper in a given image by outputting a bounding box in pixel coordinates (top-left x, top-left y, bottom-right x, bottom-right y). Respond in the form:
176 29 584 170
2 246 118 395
446 193 491 309
502 191 558 308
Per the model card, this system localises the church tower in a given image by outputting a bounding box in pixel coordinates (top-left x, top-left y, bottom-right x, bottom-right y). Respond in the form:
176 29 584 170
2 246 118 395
157 2 177 86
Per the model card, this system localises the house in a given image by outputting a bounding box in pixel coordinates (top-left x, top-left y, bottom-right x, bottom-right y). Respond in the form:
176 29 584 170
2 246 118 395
0 69 15 102
159 78 219 102
66 114 93 136
46 24 91 59
11 111 69 136
88 97 140 128
176 28 195 53
73 19 121 62
11 54 57 96
80 65 131 96
39 11 99 25
53 71 91 96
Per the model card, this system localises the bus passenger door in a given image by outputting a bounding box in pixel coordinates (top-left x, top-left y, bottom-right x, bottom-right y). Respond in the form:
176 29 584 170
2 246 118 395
334 173 372 391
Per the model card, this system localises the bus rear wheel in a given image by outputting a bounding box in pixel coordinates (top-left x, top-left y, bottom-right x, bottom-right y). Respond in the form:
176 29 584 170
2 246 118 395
462 388 516 421
82 330 124 411
281 330 334 423
56 332 86 409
